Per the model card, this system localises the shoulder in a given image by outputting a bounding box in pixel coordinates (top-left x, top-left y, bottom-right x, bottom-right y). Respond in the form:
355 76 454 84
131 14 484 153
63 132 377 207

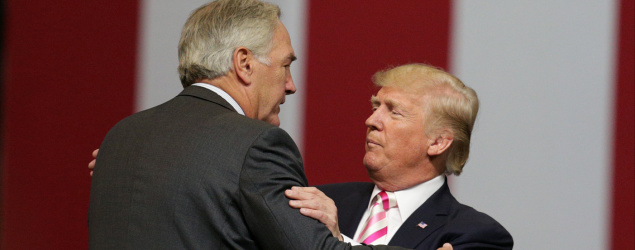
432 182 510 236
238 122 307 190
442 198 514 248
241 123 302 170
246 123 298 150
449 202 509 233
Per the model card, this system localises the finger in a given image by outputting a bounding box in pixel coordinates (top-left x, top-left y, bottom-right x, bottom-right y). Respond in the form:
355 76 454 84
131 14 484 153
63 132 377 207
285 189 317 200
288 187 332 204
92 149 99 157
291 186 323 195
299 208 330 224
436 243 453 250
90 171 93 176
88 159 96 170
288 198 322 210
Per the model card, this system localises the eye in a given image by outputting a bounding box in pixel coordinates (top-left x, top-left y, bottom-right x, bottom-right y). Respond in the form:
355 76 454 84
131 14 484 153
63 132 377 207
390 109 403 117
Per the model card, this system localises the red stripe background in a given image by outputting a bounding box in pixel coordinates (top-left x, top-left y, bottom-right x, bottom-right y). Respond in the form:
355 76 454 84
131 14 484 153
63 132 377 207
611 0 635 249
303 1 452 185
1 0 139 248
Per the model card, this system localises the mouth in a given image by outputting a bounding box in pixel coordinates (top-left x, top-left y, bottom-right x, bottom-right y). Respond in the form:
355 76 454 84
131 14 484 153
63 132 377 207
366 138 381 147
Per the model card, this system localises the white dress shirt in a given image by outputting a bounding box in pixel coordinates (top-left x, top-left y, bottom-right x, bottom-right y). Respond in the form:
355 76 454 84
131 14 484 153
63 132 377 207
192 83 245 116
346 175 445 245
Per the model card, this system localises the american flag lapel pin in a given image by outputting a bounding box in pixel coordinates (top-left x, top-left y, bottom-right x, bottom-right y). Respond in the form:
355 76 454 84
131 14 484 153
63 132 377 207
417 222 428 229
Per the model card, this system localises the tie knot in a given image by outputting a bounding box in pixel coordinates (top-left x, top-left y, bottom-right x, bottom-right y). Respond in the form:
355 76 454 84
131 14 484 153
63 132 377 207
375 190 397 211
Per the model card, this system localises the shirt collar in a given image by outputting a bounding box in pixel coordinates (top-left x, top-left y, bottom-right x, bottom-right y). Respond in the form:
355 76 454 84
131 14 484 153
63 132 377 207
370 174 445 221
192 83 245 115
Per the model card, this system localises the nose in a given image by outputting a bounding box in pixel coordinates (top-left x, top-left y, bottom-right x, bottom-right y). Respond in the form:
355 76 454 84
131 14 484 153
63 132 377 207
285 74 296 95
365 109 382 131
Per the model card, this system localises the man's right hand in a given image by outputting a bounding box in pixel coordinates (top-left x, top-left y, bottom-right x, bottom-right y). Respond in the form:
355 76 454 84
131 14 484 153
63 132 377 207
88 149 98 176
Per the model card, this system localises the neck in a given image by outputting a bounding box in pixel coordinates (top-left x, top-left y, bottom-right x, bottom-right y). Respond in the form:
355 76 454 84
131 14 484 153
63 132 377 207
368 166 442 192
198 75 255 119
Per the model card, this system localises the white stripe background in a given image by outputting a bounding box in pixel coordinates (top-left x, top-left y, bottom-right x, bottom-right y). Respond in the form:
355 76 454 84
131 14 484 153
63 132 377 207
136 1 618 249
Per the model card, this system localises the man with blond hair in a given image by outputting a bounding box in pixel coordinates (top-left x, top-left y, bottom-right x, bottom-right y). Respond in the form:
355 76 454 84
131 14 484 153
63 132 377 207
287 64 513 249
88 0 406 249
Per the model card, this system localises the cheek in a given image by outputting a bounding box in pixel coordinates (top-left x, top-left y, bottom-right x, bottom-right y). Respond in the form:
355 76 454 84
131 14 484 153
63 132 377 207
391 128 426 157
269 70 286 93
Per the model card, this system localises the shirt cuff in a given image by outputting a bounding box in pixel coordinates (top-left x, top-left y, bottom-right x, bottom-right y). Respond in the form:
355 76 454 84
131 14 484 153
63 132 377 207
342 234 360 246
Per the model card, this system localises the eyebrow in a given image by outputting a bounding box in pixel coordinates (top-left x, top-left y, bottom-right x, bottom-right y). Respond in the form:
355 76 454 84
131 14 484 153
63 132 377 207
370 95 380 106
380 97 403 110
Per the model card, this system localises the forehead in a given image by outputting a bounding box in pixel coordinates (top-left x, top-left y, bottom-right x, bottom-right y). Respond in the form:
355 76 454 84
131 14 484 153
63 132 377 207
377 86 424 100
270 22 294 57
372 86 428 108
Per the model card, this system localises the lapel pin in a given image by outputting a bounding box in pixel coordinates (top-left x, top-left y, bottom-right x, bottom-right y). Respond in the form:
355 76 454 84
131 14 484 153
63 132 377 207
417 222 428 229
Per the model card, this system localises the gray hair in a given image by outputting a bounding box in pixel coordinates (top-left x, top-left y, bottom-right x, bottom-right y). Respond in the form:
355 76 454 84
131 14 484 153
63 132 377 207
372 64 479 176
178 0 281 87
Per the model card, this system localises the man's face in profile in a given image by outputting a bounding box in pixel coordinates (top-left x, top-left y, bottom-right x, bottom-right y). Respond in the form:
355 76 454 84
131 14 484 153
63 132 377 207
363 86 434 185
251 21 297 126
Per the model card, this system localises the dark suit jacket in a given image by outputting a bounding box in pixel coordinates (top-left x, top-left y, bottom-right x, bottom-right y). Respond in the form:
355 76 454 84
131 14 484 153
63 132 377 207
89 86 393 250
318 180 514 250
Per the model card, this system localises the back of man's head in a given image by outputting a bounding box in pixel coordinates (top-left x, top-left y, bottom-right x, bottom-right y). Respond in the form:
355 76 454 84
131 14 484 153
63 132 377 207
372 64 479 175
178 0 281 87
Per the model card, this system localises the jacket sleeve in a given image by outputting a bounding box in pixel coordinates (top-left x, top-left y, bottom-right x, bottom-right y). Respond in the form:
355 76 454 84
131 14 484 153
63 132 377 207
238 126 351 250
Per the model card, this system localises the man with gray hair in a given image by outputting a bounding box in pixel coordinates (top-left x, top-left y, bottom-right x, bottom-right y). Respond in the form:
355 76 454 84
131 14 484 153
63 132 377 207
88 1 404 249
287 64 513 249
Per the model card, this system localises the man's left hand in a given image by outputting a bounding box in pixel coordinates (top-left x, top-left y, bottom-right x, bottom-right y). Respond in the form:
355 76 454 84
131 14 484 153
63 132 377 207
88 149 98 176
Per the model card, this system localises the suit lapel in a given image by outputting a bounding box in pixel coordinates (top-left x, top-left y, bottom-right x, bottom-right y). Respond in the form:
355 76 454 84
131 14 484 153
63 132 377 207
338 183 374 238
389 180 456 249
178 86 237 113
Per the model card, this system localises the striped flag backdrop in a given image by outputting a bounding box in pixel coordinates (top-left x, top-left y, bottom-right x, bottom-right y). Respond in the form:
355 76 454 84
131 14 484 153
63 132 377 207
2 0 633 249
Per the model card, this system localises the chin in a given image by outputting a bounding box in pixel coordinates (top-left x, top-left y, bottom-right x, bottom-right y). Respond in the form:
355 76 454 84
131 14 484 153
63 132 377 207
267 116 281 127
363 155 378 171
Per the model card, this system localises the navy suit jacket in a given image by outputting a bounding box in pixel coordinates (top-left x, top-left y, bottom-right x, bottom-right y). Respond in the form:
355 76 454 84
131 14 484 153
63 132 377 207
318 180 513 250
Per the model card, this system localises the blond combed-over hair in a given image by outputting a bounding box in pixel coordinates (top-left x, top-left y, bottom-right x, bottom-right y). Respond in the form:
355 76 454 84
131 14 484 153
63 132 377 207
178 0 281 87
372 64 479 175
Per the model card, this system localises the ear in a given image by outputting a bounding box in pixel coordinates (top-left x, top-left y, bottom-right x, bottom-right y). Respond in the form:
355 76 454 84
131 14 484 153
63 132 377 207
427 130 454 156
233 47 254 86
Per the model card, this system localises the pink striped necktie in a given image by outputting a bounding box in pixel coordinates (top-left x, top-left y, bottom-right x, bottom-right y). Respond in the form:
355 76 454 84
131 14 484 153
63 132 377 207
356 190 397 245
